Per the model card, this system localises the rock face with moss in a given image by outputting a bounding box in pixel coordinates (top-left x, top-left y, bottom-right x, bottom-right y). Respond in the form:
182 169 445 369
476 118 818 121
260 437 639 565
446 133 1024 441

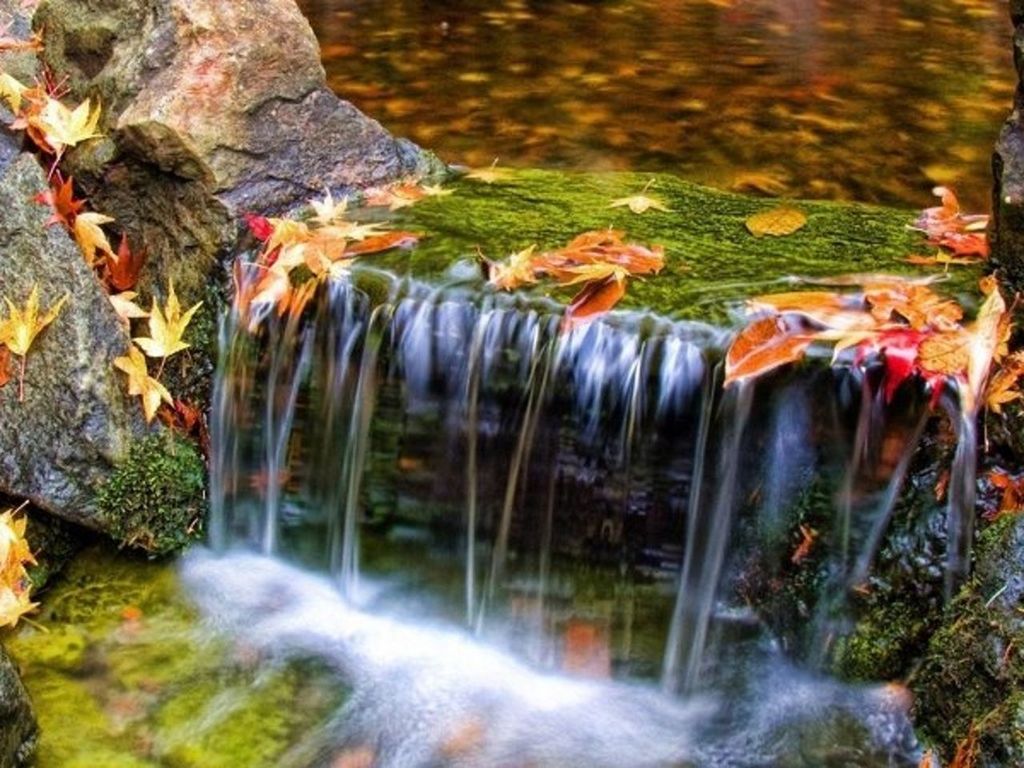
0 645 36 767
0 130 148 530
33 0 438 303
992 1 1024 291
913 515 1024 766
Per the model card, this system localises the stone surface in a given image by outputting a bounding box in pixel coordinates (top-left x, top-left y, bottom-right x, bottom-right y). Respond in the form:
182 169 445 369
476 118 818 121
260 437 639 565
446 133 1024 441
33 0 439 301
0 131 146 530
913 515 1024 766
0 0 40 85
0 644 36 767
992 9 1024 291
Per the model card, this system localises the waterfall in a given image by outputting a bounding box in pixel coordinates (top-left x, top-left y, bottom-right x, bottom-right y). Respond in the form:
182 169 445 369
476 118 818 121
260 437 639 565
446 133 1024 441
208 271 978 693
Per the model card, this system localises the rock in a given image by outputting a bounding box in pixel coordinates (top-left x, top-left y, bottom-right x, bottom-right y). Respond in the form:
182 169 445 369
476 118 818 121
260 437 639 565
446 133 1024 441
0 0 40 84
0 131 147 531
913 515 1024 766
992 4 1024 291
33 0 441 302
0 644 36 767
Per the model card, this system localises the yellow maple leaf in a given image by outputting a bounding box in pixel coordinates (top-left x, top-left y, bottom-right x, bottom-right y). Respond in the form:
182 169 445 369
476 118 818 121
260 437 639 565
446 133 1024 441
73 211 116 266
986 350 1024 414
609 193 671 215
308 190 349 227
485 245 538 290
0 584 37 630
114 346 172 423
109 291 149 325
745 206 807 237
0 509 34 578
133 280 203 360
31 96 102 155
465 160 510 184
420 183 453 199
2 285 68 401
0 72 27 114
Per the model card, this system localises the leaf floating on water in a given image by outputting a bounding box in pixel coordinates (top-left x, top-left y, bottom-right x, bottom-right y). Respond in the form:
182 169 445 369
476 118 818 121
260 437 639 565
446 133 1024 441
745 205 807 237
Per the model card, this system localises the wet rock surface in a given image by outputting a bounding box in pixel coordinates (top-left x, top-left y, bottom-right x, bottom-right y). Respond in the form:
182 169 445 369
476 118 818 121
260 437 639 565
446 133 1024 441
0 644 36 767
0 131 146 530
33 0 438 301
992 0 1024 291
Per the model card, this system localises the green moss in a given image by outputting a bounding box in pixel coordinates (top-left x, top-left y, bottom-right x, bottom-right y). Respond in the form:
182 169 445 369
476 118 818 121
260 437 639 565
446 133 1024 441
912 516 1024 765
95 433 206 555
833 600 929 681
359 169 983 323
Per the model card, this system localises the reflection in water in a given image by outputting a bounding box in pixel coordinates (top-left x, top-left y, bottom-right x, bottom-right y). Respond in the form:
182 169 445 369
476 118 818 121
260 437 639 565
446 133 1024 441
298 0 1012 210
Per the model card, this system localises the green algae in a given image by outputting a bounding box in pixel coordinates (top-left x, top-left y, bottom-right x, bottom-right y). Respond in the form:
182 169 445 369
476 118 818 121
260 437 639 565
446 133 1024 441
5 546 343 768
363 169 981 324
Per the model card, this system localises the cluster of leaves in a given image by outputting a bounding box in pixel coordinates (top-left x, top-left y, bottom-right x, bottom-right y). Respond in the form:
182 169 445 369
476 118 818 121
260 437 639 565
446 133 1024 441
237 189 431 328
114 281 202 423
0 62 208 425
0 69 100 173
481 229 665 328
0 504 36 630
907 187 989 268
725 274 1012 413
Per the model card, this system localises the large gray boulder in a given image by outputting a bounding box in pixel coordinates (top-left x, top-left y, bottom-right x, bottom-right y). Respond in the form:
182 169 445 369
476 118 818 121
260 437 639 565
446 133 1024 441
0 130 145 529
33 0 439 300
0 645 36 767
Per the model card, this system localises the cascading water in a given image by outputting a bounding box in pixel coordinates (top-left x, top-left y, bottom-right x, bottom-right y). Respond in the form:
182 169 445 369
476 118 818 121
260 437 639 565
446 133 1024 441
193 269 978 766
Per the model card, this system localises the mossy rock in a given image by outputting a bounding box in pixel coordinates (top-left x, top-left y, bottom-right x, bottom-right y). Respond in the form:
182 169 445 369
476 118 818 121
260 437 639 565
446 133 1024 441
912 515 1024 765
356 169 983 324
95 434 206 555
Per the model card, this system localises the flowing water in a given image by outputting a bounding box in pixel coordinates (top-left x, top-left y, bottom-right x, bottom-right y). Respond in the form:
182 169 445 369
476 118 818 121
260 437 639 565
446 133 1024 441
8 1 1001 764
298 0 1012 211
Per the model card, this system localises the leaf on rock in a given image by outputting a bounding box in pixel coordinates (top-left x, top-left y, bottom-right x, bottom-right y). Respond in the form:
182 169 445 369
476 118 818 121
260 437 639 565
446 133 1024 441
133 280 203 360
0 506 37 630
106 234 148 292
73 211 116 266
986 351 1024 414
724 315 813 386
745 206 807 237
609 193 671 215
308 190 349 227
563 275 627 330
31 96 103 156
114 346 172 423
0 72 26 113
34 175 85 229
109 291 149 326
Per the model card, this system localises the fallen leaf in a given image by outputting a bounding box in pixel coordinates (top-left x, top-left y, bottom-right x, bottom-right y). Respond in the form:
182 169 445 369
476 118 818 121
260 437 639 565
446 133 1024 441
114 346 172 423
106 234 148 292
34 175 85 229
1 285 68 401
465 160 510 184
725 315 814 386
0 347 10 389
345 230 422 256
109 291 149 325
986 351 1024 414
133 280 203 361
790 524 817 564
563 274 628 330
73 211 116 266
745 206 807 237
609 193 671 215
28 95 102 159
0 72 26 113
308 190 349 227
